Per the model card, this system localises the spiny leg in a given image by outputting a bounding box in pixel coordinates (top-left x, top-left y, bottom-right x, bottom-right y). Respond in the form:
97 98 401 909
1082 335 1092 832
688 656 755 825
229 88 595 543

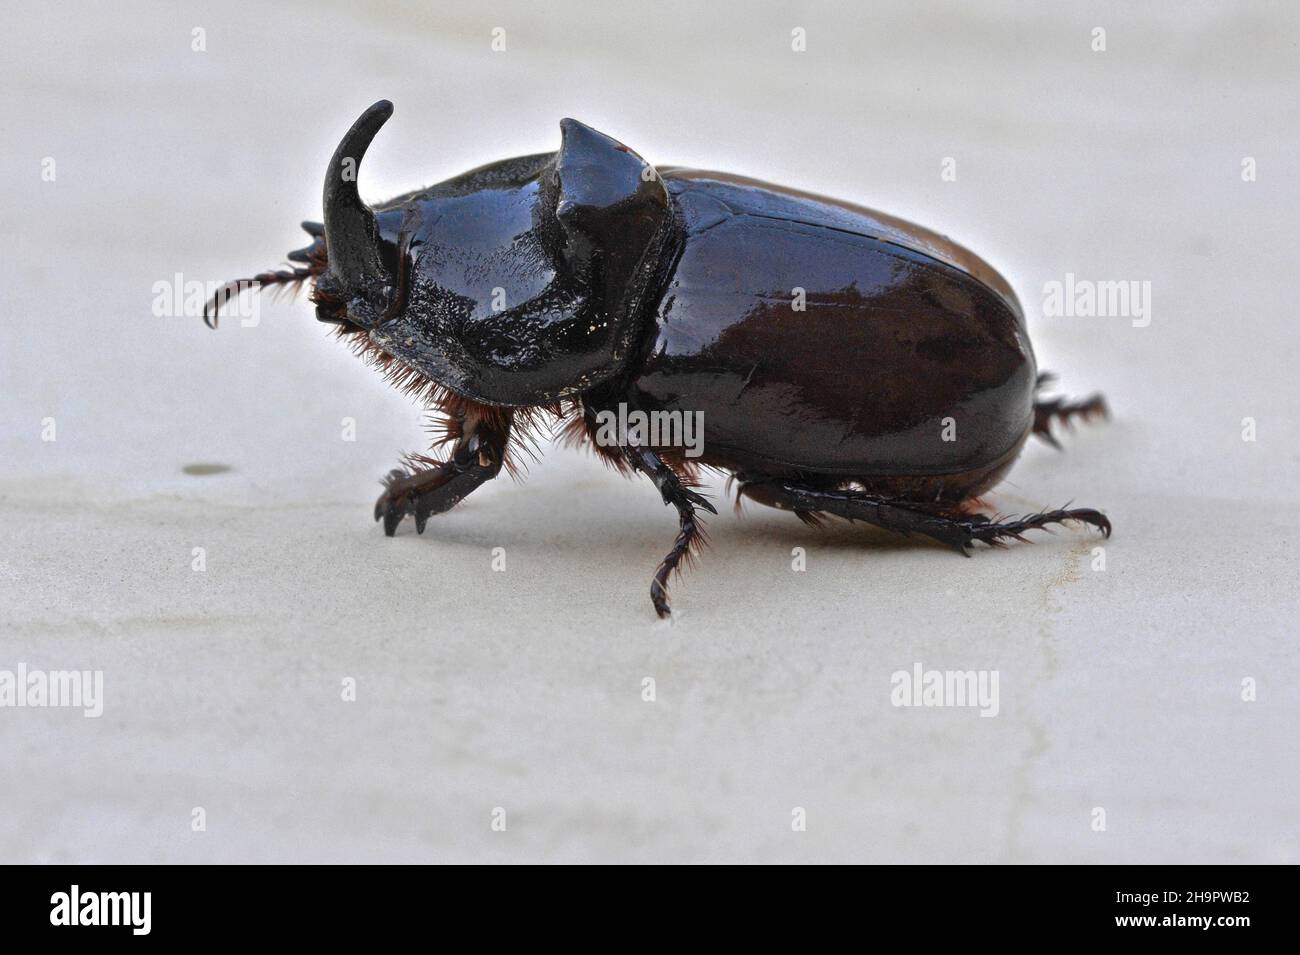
738 479 1110 554
374 409 512 535
620 445 717 618
1033 372 1109 449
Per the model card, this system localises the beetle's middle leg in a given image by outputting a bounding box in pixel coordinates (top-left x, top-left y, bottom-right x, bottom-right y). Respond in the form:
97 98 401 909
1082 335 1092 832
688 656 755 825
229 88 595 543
737 478 1110 553
374 409 512 535
619 444 718 617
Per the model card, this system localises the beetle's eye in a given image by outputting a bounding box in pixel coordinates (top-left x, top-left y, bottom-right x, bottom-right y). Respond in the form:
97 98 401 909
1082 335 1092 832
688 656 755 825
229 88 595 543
311 282 352 326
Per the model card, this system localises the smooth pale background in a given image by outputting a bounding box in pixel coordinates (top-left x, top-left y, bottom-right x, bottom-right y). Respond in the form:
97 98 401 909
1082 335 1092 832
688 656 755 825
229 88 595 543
1 0 1296 864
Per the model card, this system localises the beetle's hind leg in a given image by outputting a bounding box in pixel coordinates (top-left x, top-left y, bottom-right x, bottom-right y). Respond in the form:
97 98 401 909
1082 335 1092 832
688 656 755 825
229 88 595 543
374 409 511 535
738 479 1110 554
1033 372 1109 449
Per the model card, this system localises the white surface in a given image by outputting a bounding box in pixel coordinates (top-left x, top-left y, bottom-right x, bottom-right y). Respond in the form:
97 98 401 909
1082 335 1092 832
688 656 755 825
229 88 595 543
1 0 1296 863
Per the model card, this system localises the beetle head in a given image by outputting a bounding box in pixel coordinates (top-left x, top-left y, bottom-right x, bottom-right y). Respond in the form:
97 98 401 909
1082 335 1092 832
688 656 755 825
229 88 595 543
313 100 397 328
312 102 674 406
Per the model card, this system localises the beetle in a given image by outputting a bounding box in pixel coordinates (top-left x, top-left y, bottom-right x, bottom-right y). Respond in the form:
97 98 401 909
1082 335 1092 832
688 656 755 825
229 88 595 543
206 100 1111 617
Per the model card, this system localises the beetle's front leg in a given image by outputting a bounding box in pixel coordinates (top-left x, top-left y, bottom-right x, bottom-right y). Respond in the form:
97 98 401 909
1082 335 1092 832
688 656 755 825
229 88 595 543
619 444 717 618
374 410 512 535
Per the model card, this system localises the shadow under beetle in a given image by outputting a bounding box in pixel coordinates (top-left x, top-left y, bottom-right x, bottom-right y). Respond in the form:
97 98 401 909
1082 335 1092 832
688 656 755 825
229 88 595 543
207 100 1111 618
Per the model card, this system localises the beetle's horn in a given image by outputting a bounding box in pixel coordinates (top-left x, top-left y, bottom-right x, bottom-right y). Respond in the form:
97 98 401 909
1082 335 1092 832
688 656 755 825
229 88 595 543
323 100 393 289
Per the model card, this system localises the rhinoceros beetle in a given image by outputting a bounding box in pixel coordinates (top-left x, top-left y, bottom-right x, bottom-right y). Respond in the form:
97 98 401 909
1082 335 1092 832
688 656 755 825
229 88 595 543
207 100 1111 617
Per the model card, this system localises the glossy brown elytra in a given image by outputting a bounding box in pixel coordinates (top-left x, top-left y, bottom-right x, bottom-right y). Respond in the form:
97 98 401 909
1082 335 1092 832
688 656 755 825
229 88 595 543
207 100 1111 617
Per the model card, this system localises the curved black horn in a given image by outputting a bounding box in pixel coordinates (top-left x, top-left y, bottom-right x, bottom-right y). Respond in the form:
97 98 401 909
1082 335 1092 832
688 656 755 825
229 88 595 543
323 100 394 289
